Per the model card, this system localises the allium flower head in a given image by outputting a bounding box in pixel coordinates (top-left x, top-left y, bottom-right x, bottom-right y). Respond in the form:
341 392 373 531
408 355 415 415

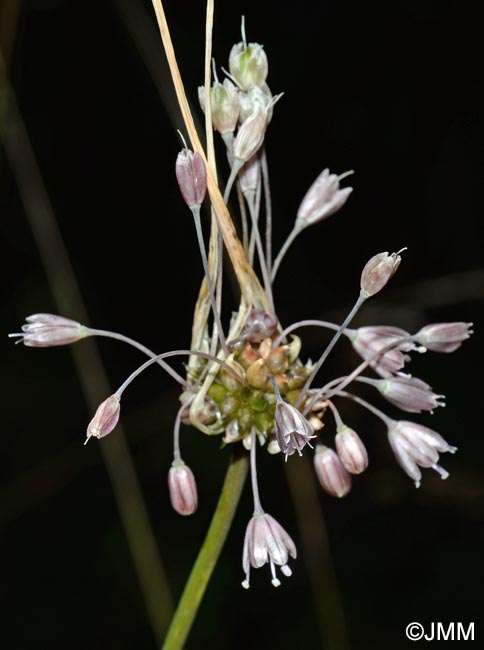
296 168 353 229
415 322 473 353
242 513 296 588
388 420 457 488
274 400 316 458
229 42 268 91
168 461 198 516
9 313 87 347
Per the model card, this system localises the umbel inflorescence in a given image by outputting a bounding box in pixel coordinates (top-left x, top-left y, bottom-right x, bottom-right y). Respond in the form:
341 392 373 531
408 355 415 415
10 19 472 590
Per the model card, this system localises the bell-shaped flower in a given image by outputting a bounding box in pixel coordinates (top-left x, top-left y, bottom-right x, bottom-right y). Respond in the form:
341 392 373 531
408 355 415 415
9 313 87 347
345 326 421 377
415 322 473 353
229 42 268 91
387 420 457 488
375 375 445 413
295 169 353 230
198 79 240 135
274 400 316 459
242 512 296 588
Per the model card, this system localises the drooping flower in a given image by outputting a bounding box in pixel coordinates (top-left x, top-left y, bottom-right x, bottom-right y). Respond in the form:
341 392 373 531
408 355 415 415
242 512 296 588
9 313 87 347
274 400 316 458
387 420 457 488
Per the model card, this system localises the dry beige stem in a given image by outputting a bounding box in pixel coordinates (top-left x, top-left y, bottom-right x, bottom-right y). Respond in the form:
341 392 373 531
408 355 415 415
150 0 269 312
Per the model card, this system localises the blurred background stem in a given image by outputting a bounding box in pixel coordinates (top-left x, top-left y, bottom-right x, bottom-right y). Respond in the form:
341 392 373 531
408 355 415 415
285 455 350 650
1 80 173 643
162 449 249 650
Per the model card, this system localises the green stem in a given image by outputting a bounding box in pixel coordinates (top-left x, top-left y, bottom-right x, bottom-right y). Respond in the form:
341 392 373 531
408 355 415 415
162 449 249 650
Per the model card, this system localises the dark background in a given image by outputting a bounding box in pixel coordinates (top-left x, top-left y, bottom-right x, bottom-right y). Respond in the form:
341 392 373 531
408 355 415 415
2 0 483 648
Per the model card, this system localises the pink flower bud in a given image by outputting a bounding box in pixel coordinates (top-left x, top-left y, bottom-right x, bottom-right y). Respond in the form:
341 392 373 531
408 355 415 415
175 148 207 208
229 42 268 91
242 512 296 588
346 326 419 377
9 313 87 347
415 322 473 353
85 395 120 444
233 108 268 164
168 461 198 516
241 309 277 343
335 426 368 474
360 250 403 297
296 169 353 228
198 79 240 135
388 420 457 488
313 445 352 497
376 375 445 413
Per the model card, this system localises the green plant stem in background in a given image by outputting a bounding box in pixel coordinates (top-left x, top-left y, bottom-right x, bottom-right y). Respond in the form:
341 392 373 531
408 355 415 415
162 449 249 650
2 88 173 643
284 454 350 650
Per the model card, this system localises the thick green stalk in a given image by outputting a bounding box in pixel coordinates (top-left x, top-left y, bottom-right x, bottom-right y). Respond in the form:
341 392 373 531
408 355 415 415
162 449 249 650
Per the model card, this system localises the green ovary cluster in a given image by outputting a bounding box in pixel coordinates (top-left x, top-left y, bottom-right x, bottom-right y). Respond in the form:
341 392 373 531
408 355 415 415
193 335 314 447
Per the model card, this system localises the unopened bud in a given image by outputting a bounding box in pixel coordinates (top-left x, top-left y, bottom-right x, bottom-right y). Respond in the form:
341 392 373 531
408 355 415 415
415 322 473 353
198 79 240 135
168 460 198 515
335 426 368 474
175 149 207 208
85 395 120 444
242 309 277 343
229 42 268 91
9 313 87 347
313 445 352 497
360 250 404 297
296 169 353 229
